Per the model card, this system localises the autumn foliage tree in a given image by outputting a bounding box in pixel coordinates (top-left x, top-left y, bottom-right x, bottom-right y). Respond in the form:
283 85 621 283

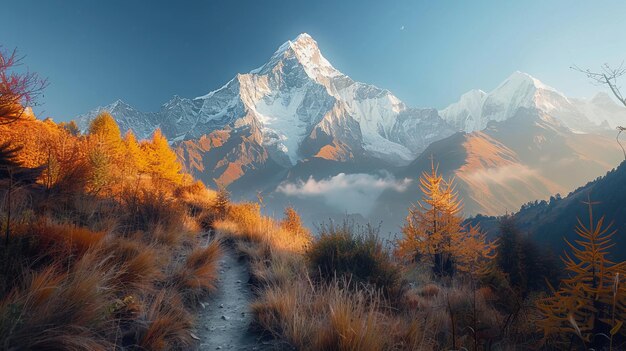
281 206 309 238
88 112 124 158
123 130 146 175
397 162 496 277
86 112 125 194
537 202 626 350
142 129 183 185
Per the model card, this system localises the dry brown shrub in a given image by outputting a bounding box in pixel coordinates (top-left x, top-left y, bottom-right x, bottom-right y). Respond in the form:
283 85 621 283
0 252 117 349
137 289 195 351
172 239 222 303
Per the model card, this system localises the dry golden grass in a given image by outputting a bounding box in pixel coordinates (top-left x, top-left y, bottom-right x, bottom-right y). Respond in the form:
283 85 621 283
31 221 106 257
0 253 116 350
251 277 435 351
219 203 436 350
98 237 164 292
214 205 311 254
218 200 534 350
172 239 223 303
137 289 195 351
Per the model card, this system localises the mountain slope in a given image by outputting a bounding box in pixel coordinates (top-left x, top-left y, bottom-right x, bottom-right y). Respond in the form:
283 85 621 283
367 108 624 234
469 160 626 261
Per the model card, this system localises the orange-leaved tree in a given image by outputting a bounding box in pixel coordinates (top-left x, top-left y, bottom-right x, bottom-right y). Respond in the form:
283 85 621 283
88 112 124 158
281 206 310 238
122 130 147 177
397 161 496 277
537 201 626 350
87 112 124 195
142 129 183 186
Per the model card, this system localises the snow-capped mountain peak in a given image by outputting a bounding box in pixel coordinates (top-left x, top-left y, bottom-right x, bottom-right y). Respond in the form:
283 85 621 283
77 33 455 175
251 33 341 81
504 71 560 94
441 71 626 133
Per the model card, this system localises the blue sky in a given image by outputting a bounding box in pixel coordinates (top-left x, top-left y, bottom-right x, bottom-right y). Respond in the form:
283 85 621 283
3 0 625 120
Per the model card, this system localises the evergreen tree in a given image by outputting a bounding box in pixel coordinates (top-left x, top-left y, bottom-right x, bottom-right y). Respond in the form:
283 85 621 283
496 216 528 293
497 217 561 296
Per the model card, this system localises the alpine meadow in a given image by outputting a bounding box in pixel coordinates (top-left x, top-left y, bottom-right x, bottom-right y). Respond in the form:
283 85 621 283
2 1 626 350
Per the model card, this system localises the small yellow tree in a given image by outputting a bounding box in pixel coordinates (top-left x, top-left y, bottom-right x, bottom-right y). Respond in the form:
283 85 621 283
86 112 125 194
88 112 123 159
281 206 310 238
397 161 495 276
537 202 626 350
142 129 183 185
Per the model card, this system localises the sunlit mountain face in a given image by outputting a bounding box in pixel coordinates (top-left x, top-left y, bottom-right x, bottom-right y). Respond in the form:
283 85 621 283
77 33 626 233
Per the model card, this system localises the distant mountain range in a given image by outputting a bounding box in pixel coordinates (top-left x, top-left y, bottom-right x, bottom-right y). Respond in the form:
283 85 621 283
76 33 626 230
440 71 625 133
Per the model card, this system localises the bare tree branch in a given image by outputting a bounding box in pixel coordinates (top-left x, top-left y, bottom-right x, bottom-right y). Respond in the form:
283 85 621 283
0 46 48 125
573 63 626 161
571 63 626 107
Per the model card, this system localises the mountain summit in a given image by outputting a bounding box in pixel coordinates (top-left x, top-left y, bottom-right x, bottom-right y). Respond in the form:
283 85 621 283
250 33 341 81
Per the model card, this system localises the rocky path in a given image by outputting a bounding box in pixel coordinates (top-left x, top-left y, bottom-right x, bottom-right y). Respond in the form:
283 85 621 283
197 245 274 350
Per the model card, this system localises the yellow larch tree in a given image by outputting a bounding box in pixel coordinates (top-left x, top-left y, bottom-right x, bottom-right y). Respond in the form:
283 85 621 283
397 161 496 277
122 130 147 177
86 112 124 195
536 201 626 350
142 128 183 185
88 111 123 159
281 206 310 239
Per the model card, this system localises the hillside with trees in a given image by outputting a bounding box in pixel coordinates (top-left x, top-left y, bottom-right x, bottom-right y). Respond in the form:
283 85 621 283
470 160 626 261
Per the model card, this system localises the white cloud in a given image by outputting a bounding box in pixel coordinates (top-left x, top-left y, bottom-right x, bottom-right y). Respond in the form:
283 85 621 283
464 164 540 184
276 172 411 215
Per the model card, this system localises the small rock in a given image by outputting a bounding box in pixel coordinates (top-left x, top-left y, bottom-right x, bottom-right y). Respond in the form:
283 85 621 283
219 303 224 308
236 280 242 284
216 347 222 350
221 315 229 320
